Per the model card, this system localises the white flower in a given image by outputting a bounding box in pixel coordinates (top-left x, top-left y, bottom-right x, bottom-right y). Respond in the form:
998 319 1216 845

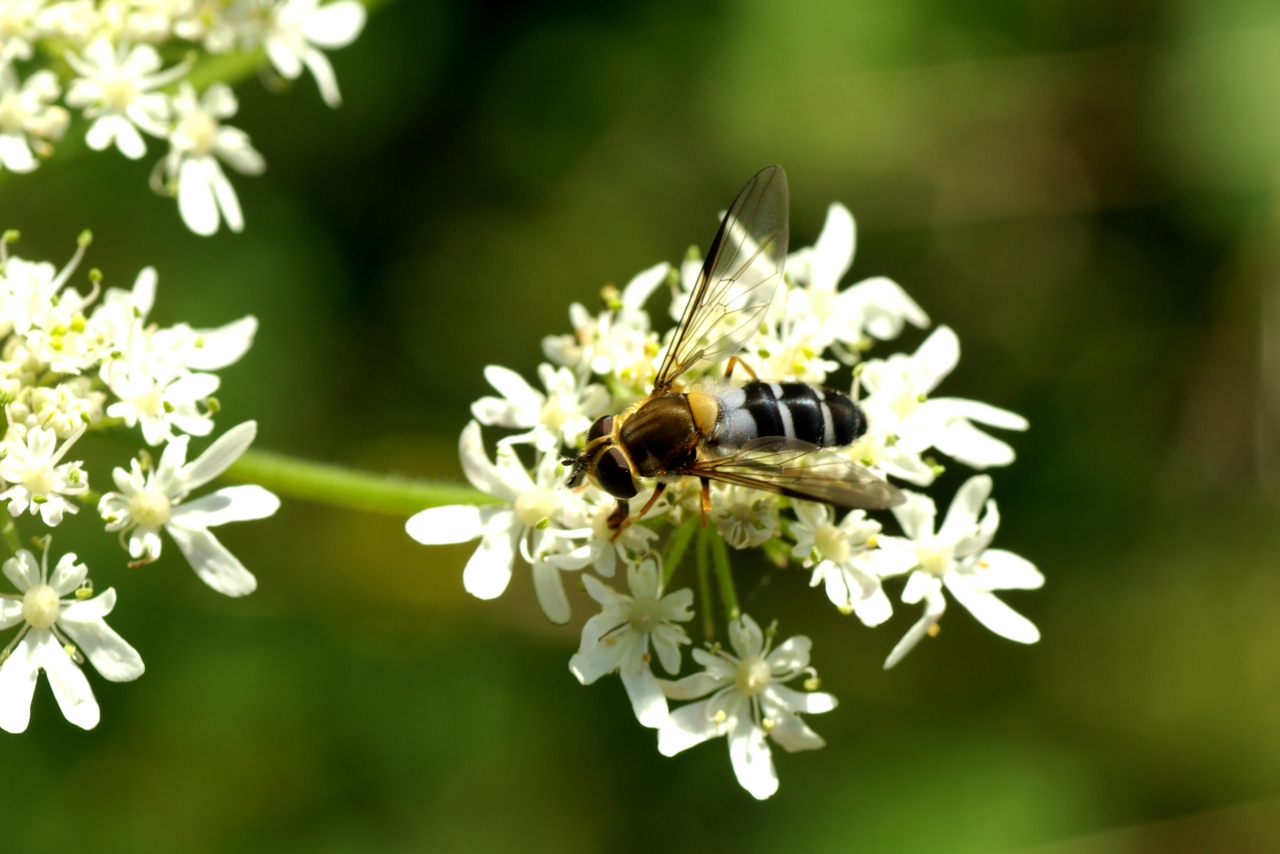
97 421 280 596
160 82 265 236
784 203 929 352
0 423 88 526
405 421 592 624
789 502 912 626
878 475 1043 669
0 66 68 173
541 262 669 391
471 363 610 452
0 237 89 339
859 326 1028 470
65 39 188 160
569 556 693 728
262 0 366 108
658 614 837 800
556 488 658 578
93 266 258 380
712 485 780 549
0 0 44 61
104 358 219 445
0 546 144 733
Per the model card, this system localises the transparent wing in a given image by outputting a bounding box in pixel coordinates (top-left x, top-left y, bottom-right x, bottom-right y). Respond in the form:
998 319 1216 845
687 437 904 510
653 165 789 392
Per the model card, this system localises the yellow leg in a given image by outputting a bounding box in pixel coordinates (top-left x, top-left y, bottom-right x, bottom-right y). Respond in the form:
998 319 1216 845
700 478 712 527
724 356 759 381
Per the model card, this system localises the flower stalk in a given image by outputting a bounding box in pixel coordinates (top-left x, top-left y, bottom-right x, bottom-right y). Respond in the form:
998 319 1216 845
661 514 699 587
221 449 493 516
695 526 715 641
709 528 740 623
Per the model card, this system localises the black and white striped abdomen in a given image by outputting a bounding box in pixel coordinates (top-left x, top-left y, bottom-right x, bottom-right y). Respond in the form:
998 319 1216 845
711 381 866 449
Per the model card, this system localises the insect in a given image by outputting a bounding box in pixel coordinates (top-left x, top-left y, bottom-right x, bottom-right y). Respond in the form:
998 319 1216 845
565 165 904 532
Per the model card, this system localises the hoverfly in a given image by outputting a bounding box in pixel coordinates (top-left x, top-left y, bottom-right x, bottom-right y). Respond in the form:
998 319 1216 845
566 165 904 532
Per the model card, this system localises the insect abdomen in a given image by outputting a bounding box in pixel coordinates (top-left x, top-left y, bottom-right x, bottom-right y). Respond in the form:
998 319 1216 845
712 381 865 449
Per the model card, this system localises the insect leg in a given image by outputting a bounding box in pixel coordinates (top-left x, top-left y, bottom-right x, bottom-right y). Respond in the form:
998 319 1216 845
608 482 668 541
700 477 712 527
724 356 759 381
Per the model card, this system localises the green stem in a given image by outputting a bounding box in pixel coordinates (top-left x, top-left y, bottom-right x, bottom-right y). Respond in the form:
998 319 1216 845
222 449 493 516
709 529 741 623
0 507 19 558
661 514 699 588
696 526 715 642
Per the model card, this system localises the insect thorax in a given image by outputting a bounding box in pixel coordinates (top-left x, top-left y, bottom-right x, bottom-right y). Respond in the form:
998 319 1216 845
617 393 701 477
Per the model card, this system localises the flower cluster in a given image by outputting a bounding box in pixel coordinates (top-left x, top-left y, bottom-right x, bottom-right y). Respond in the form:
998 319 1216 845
0 0 366 235
406 203 1042 799
0 230 278 732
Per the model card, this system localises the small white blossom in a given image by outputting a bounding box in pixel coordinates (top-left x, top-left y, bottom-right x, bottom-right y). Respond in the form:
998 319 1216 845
0 66 68 173
785 203 928 353
0 422 88 526
541 263 669 393
0 0 44 61
658 615 836 800
471 363 609 452
0 546 144 733
65 39 188 160
160 82 265 236
97 421 279 596
556 488 658 578
569 556 693 728
262 0 366 108
789 501 913 626
712 485 780 549
104 359 219 445
878 475 1043 668
405 421 593 624
859 326 1028 470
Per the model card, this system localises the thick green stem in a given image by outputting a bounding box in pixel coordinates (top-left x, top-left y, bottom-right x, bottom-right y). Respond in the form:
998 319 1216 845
221 449 493 516
709 529 741 624
661 514 699 588
696 526 715 642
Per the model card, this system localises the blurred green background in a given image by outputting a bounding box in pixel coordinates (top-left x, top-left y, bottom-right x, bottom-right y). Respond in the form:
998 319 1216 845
6 0 1280 850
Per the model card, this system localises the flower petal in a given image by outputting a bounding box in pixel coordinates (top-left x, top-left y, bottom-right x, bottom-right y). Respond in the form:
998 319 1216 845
884 585 947 669
767 683 837 715
183 316 258 370
972 549 1044 591
0 631 41 733
171 486 280 528
944 577 1040 643
657 697 726 756
58 594 144 682
36 631 99 729
621 663 668 729
165 524 258 596
531 558 571 625
180 421 256 490
179 157 219 235
729 614 764 659
48 553 88 596
3 550 39 592
659 670 726 700
462 518 517 600
302 0 366 46
938 475 992 545
766 636 811 672
728 714 778 800
406 504 488 545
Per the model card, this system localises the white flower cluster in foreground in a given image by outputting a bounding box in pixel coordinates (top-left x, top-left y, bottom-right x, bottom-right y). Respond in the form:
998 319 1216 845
0 230 278 732
407 204 1042 799
0 0 366 235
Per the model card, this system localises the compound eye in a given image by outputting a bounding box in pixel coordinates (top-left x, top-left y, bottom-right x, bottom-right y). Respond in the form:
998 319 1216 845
587 415 614 443
594 447 637 499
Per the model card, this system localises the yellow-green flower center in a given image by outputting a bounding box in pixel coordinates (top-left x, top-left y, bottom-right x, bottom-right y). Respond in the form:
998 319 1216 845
22 583 60 629
735 654 772 697
128 490 172 528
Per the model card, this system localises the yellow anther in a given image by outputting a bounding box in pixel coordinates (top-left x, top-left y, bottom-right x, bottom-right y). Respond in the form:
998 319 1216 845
865 535 879 549
804 677 820 691
713 709 727 724
926 623 941 638
760 718 776 733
